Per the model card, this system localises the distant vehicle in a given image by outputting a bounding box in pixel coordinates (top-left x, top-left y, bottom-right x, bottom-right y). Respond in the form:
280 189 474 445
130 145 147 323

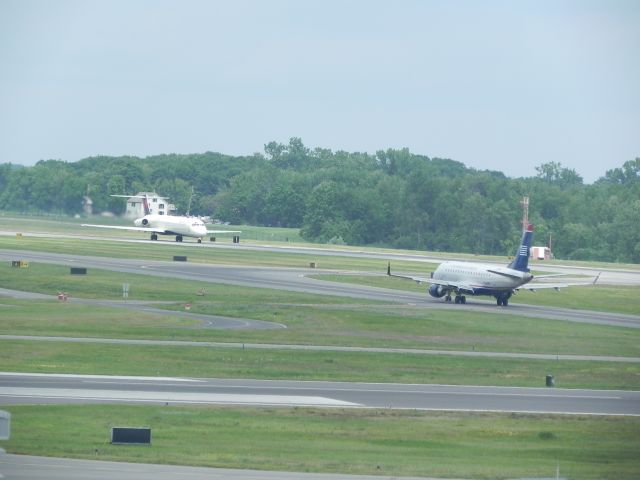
388 224 599 306
82 195 241 243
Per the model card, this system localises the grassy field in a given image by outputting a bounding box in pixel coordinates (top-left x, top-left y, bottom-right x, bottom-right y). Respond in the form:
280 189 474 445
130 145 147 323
1 340 638 389
1 404 639 479
0 233 426 272
1 264 639 358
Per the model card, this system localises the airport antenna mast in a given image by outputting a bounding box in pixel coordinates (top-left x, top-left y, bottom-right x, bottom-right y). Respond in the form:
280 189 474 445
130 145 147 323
521 196 529 231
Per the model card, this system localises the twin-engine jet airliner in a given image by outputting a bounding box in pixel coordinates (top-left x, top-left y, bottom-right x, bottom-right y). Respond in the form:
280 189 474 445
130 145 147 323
82 195 240 243
388 224 598 306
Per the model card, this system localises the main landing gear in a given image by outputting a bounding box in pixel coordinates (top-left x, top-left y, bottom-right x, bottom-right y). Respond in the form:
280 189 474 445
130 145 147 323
445 294 467 304
150 234 158 241
495 293 511 306
175 235 183 242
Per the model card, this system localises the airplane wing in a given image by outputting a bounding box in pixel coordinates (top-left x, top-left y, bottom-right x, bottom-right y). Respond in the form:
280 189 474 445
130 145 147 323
81 224 169 234
387 272 432 284
386 263 431 283
520 273 600 291
386 265 478 293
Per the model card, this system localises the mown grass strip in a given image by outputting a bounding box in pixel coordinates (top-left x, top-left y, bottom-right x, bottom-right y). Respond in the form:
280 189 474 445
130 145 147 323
2 295 640 357
2 340 639 389
1 404 639 479
0 234 425 272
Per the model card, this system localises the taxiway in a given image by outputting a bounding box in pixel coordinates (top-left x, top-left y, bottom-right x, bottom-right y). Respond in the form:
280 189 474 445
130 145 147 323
1 249 639 328
1 373 638 415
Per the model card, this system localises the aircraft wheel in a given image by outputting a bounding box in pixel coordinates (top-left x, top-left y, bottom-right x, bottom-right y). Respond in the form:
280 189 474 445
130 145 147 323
454 296 460 304
503 298 509 306
197 238 202 244
445 295 452 302
176 235 183 242
151 234 158 241
496 297 503 306
461 296 466 304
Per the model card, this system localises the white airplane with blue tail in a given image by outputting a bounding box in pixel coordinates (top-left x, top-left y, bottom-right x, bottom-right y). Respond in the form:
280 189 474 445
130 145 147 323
388 224 599 306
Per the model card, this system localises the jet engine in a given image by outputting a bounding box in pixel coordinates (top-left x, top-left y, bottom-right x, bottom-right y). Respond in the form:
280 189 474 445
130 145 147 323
141 218 149 226
428 284 446 298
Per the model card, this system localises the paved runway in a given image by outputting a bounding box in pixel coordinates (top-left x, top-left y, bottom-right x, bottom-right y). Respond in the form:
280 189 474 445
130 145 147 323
1 249 639 328
1 373 638 415
0 454 438 480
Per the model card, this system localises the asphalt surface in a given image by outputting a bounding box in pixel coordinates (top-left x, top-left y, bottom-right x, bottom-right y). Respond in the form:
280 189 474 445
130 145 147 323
1 249 639 328
0 454 441 480
1 373 638 415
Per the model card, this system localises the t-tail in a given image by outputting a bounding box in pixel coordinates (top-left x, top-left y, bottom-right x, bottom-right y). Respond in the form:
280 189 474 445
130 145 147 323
507 223 534 272
110 194 152 216
141 195 151 215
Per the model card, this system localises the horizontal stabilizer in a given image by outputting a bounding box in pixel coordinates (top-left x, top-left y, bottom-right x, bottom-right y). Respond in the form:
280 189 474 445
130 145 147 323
486 269 522 280
81 224 168 234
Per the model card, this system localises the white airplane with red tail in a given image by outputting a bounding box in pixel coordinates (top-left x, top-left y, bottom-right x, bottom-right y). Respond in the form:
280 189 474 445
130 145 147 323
82 194 240 243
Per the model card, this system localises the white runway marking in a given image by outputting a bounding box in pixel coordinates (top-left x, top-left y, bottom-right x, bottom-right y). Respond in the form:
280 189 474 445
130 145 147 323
0 372 201 382
0 387 360 407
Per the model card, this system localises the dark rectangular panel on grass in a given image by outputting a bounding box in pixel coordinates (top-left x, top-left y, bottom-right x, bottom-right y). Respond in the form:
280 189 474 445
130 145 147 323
110 427 151 445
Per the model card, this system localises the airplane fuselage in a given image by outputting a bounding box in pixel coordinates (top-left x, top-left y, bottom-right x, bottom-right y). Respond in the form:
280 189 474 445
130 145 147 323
134 214 207 238
430 261 534 298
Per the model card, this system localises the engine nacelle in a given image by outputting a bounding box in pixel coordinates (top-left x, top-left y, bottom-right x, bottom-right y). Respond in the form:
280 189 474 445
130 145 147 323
141 218 149 226
428 284 446 298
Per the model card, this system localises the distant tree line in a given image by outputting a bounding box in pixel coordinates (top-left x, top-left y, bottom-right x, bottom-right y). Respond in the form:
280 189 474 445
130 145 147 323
1 138 638 263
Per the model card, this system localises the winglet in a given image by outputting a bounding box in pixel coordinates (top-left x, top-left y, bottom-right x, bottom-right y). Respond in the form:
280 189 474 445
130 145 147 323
593 272 601 285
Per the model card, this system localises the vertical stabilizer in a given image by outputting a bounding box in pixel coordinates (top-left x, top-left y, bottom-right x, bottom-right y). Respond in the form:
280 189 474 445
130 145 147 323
141 195 151 215
508 223 534 272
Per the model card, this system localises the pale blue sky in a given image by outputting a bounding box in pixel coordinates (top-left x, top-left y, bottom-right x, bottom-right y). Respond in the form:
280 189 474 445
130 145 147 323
1 0 638 182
